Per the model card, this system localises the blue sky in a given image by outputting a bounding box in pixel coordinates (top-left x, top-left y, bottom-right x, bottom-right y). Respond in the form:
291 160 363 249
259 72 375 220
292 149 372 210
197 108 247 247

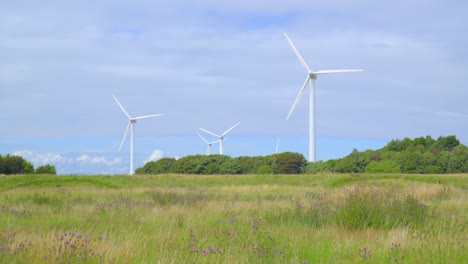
1 1 467 174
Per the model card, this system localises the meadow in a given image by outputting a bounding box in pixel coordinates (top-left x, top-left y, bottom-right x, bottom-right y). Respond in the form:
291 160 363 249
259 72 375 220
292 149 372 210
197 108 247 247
0 173 466 263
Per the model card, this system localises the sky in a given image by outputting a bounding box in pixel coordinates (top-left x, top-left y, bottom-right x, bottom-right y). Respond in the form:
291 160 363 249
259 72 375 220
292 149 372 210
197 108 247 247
1 0 467 174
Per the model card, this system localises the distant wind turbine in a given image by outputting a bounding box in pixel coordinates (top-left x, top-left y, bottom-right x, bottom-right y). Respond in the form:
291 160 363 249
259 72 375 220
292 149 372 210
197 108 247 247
196 132 220 155
199 122 240 155
283 32 363 162
113 95 164 175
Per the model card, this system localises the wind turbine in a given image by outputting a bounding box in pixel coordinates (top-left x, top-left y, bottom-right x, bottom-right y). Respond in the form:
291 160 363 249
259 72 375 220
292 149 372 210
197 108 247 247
283 32 363 162
199 122 240 155
113 95 164 175
196 132 220 155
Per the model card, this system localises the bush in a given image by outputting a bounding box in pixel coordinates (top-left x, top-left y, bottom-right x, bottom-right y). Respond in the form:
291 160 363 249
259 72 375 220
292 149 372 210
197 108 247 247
35 164 57 175
365 160 401 173
136 158 175 174
273 152 307 174
256 165 273 174
219 158 242 174
306 161 334 174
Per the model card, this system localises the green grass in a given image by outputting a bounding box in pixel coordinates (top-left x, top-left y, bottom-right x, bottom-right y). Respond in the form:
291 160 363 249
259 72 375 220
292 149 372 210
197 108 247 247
0 173 466 263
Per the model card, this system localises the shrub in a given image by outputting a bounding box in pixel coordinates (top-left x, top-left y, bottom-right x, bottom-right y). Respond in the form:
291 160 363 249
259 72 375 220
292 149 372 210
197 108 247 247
136 158 175 174
365 160 401 173
219 158 242 174
35 164 57 174
256 165 273 174
273 152 307 174
306 161 334 174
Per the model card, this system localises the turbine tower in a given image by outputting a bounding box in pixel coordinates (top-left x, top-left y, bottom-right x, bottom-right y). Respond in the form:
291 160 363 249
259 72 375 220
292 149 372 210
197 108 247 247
199 122 240 155
196 132 220 155
113 95 164 175
283 32 363 162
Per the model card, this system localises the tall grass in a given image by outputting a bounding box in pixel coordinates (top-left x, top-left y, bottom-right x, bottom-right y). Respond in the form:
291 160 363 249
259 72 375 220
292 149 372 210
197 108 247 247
0 174 466 263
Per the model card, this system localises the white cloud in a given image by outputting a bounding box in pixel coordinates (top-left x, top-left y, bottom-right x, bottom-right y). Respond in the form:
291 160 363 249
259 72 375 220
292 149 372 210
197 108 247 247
77 154 123 166
11 150 124 175
143 150 164 164
13 150 64 165
77 154 90 161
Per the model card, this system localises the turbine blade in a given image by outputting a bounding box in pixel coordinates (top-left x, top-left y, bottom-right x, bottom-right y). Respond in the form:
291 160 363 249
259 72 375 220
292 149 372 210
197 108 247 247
196 131 210 144
314 69 364 75
113 95 132 119
210 140 221 144
284 32 311 72
134 114 164 120
221 122 240 136
276 138 280 154
119 122 131 151
286 76 310 120
199 128 220 138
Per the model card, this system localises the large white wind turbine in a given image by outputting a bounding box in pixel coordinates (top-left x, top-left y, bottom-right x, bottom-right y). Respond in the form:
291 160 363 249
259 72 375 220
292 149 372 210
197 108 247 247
283 32 363 162
199 122 240 155
196 132 220 155
113 95 164 175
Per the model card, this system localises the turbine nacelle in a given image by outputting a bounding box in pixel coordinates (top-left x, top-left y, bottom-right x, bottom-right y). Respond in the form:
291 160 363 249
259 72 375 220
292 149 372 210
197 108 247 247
308 72 318 79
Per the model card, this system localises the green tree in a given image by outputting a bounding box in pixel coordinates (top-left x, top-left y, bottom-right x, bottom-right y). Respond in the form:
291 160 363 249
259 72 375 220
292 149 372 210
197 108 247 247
256 165 273 174
136 158 175 174
219 158 242 174
447 145 468 173
35 164 57 174
365 160 401 173
23 160 35 174
273 152 307 174
170 156 201 174
435 135 460 151
1 155 26 175
306 160 334 174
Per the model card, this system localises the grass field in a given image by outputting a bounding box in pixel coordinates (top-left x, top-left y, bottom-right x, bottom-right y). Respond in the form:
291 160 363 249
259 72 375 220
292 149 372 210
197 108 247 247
0 174 466 263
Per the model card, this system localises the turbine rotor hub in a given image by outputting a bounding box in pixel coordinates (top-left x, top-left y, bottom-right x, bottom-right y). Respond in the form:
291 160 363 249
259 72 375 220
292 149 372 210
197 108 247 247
308 72 317 79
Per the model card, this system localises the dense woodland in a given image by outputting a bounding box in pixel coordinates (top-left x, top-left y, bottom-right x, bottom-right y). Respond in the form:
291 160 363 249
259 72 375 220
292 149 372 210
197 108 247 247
138 135 468 175
0 154 56 175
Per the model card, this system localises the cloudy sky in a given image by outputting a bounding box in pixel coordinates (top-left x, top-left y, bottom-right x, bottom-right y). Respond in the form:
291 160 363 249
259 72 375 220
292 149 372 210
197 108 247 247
1 1 467 174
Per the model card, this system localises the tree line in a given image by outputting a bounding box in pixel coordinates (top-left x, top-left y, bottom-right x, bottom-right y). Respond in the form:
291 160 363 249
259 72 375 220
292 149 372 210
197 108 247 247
0 154 57 175
138 135 468 175
308 135 468 174
136 152 307 175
